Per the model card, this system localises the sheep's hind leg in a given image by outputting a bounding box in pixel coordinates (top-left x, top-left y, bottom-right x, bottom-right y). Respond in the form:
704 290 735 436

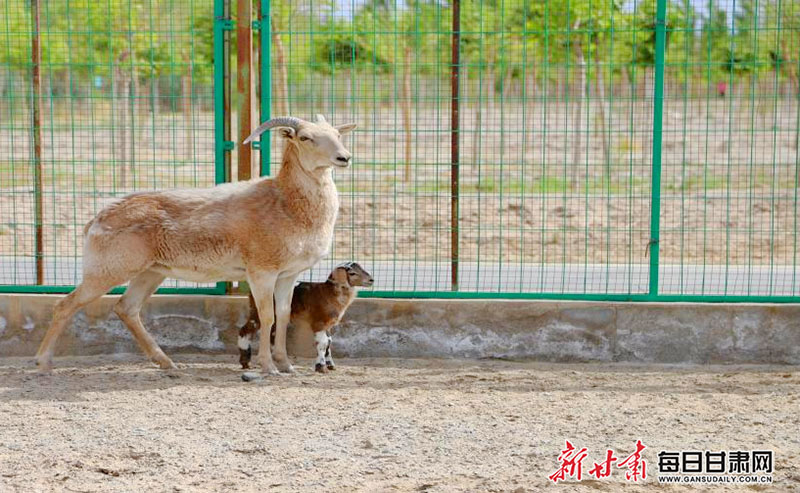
324 331 336 371
314 330 330 374
36 275 123 372
113 270 175 369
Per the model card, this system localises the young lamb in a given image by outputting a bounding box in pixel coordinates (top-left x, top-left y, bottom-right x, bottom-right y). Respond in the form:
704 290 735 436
239 262 373 374
35 115 356 376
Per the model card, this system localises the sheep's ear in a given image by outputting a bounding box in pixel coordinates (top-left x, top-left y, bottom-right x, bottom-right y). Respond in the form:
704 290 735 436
314 113 327 123
279 127 296 139
336 123 357 134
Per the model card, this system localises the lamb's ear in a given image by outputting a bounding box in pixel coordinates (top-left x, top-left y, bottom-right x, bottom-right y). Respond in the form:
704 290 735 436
328 267 348 285
279 127 296 139
336 123 357 134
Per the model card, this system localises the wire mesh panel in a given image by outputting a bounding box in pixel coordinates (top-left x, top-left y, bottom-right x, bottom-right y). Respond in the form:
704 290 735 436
266 1 449 292
0 0 219 292
659 0 800 297
3 0 799 301
269 0 657 296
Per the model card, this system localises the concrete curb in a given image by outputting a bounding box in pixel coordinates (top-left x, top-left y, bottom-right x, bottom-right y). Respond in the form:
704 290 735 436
1 294 798 364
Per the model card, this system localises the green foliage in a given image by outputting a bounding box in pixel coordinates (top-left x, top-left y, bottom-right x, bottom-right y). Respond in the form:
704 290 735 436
2 0 798 97
1 0 213 82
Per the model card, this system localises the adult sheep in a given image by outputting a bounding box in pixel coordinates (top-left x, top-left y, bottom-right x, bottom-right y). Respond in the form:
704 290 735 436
35 114 356 376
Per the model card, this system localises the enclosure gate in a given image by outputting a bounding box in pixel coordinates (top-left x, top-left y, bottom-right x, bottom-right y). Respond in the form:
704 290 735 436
2 0 800 302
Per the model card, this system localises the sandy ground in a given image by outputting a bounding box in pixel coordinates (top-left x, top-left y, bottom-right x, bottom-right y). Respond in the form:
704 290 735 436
0 354 798 492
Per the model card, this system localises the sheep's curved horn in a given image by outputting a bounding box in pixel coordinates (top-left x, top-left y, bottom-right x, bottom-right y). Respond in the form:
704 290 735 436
243 116 304 145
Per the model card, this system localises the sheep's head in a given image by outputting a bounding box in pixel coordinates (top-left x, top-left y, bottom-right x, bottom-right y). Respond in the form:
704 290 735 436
328 261 374 288
243 114 357 170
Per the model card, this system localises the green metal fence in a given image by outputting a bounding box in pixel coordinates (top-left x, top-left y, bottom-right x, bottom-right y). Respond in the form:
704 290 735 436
2 0 800 302
0 0 223 294
271 0 800 301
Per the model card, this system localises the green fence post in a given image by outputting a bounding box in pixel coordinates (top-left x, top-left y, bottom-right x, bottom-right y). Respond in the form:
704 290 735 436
213 0 227 186
260 0 271 177
213 0 230 294
648 0 667 298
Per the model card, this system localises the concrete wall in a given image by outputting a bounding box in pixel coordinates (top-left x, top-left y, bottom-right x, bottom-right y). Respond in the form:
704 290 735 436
1 294 798 364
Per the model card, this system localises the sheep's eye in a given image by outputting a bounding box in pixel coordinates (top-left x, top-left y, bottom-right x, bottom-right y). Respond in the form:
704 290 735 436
299 136 312 142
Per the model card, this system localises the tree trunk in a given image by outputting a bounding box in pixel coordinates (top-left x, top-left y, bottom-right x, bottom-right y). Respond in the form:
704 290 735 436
272 18 288 115
502 64 514 98
128 73 137 187
473 71 483 161
402 44 413 182
572 32 586 185
781 40 799 150
525 68 537 163
486 66 496 153
183 53 194 162
114 65 129 189
594 55 610 167
345 71 352 112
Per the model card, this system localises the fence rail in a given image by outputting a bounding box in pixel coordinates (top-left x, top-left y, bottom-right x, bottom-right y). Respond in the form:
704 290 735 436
2 0 800 302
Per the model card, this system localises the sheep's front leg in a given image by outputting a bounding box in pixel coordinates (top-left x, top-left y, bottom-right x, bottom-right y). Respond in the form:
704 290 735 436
272 274 298 374
313 330 331 374
324 330 336 371
247 270 280 376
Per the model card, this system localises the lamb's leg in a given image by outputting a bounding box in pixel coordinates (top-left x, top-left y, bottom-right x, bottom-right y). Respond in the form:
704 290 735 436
247 270 280 376
324 330 335 370
113 270 174 369
314 330 330 374
36 275 122 371
272 274 299 374
237 293 260 369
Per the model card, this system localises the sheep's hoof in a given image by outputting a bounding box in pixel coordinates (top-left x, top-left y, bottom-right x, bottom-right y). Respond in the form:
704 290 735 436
155 357 178 370
273 357 294 374
162 369 188 379
241 371 263 382
261 363 281 377
315 363 329 374
35 357 53 373
326 363 336 371
239 348 252 369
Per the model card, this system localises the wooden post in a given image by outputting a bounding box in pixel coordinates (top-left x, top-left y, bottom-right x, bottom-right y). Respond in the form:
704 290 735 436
450 0 460 291
237 0 255 181
31 0 44 285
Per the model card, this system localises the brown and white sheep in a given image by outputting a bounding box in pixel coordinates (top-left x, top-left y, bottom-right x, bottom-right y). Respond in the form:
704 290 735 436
239 262 373 375
35 115 356 376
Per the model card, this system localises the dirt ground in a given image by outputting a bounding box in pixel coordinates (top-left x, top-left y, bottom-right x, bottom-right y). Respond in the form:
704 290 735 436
0 354 798 492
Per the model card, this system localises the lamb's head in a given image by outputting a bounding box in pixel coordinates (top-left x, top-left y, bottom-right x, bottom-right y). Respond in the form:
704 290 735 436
328 261 374 288
243 114 357 170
